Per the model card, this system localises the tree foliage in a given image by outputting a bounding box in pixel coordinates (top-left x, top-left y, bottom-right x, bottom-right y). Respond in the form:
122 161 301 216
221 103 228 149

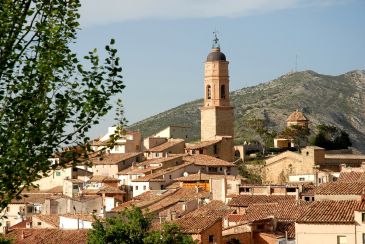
310 124 352 150
87 207 196 244
0 0 125 210
241 117 277 153
279 125 310 150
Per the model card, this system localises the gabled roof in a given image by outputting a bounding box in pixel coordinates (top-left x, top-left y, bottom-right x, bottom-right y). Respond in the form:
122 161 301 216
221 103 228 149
337 171 365 183
183 154 235 166
296 200 365 224
174 200 232 234
286 110 308 122
228 195 296 208
185 139 222 150
4 229 88 244
131 162 193 182
91 152 142 165
32 215 60 228
175 173 243 182
315 182 365 195
88 175 120 183
242 201 311 222
148 139 185 152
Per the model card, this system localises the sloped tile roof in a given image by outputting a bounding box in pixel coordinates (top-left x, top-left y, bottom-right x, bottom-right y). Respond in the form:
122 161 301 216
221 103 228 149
286 111 308 122
337 172 365 182
227 195 295 207
315 182 365 195
185 140 222 150
32 215 60 228
88 175 120 183
4 229 88 244
148 139 185 152
243 201 311 222
131 162 193 182
91 152 142 165
183 154 235 166
175 173 243 182
175 200 232 234
296 200 365 224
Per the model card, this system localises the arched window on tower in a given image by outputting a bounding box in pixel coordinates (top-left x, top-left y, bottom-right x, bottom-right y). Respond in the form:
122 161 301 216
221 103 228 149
207 85 211 99
220 85 226 99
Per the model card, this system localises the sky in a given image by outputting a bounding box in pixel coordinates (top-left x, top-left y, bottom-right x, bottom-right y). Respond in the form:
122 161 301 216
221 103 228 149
76 0 365 138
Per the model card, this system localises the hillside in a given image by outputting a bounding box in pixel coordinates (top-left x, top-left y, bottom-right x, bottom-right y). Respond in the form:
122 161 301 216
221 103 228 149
129 70 365 152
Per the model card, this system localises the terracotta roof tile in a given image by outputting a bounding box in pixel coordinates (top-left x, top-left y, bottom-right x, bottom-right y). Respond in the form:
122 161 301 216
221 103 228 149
286 111 308 122
228 195 296 207
337 172 365 182
32 215 60 228
91 152 142 165
148 139 185 152
131 162 193 182
88 175 120 183
315 182 365 195
297 200 365 224
175 173 243 182
183 154 235 166
243 201 311 222
5 229 88 244
185 140 221 150
174 201 231 234
276 222 296 239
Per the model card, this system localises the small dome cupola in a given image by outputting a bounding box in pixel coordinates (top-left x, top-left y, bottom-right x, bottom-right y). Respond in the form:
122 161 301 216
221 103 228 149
207 48 226 61
206 31 226 62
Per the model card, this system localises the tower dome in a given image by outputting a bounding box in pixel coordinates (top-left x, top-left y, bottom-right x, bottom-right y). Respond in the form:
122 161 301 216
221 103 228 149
206 47 226 61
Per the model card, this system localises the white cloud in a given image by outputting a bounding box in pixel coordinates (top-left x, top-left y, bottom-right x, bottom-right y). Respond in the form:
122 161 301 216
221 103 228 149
79 0 350 26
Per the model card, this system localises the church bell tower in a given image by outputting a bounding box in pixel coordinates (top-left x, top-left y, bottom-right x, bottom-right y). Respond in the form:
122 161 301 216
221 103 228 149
200 34 234 141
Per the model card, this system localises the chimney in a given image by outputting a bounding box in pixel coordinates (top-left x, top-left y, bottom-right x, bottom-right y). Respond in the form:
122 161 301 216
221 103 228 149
3 226 9 235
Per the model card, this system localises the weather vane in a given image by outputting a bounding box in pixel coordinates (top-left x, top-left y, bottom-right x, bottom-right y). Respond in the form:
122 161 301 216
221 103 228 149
212 31 220 49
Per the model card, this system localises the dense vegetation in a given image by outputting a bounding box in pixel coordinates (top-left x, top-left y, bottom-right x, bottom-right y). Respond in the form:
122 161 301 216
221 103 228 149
88 207 196 244
129 70 365 152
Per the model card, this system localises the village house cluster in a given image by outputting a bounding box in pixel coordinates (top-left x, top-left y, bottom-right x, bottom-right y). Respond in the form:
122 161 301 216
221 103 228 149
2 39 365 244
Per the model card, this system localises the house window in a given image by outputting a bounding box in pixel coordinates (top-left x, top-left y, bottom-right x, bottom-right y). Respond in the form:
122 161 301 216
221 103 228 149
220 85 225 99
362 233 365 244
213 144 218 154
362 212 365 222
208 167 218 172
169 175 172 180
208 235 214 243
37 222 42 226
72 185 79 190
207 85 211 99
287 188 296 193
306 151 309 156
299 177 305 181
135 186 138 191
337 236 347 244
56 172 61 176
143 185 146 190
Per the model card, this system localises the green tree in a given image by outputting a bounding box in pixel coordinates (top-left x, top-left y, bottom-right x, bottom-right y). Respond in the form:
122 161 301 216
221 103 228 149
0 1 125 211
310 124 352 150
87 207 195 244
279 125 310 151
144 223 196 244
242 117 277 155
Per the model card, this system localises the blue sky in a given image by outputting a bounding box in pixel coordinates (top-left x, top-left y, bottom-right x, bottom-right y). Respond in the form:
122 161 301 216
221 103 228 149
76 0 365 138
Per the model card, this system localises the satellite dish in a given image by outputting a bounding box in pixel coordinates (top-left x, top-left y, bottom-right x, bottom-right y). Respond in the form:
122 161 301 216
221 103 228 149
183 172 189 177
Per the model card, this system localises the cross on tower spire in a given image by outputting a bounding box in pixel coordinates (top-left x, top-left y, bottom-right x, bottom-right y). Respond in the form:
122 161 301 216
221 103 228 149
212 31 220 49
